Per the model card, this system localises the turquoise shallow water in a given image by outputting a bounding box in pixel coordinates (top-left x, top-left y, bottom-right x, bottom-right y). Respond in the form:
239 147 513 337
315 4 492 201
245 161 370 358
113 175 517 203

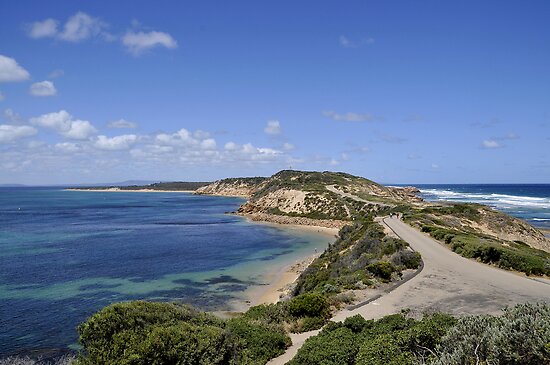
0 188 331 356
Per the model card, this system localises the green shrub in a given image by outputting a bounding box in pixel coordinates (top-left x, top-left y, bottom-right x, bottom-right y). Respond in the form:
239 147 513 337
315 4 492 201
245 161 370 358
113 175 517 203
288 327 360 365
356 334 416 365
343 314 370 333
242 302 289 325
366 261 396 281
435 303 550 365
290 316 327 333
75 301 291 365
226 318 290 364
288 293 331 319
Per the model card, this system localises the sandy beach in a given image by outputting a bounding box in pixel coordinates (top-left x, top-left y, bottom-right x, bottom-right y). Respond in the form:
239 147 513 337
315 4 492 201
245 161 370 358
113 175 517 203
230 221 339 312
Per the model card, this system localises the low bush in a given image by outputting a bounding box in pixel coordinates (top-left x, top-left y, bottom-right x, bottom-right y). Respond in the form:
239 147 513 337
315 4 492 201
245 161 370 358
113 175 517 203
288 293 331 319
366 261 396 282
434 302 550 365
226 318 291 364
294 220 421 297
75 301 291 365
288 326 361 365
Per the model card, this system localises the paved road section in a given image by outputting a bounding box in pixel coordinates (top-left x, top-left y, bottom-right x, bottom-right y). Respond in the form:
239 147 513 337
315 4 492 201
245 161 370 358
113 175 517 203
268 216 550 364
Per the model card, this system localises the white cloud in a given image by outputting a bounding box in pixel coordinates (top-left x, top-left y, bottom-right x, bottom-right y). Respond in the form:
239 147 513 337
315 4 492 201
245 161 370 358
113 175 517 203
59 12 107 42
0 124 37 143
482 139 502 149
224 142 238 151
155 128 199 146
122 30 178 55
107 119 137 129
95 134 138 150
55 142 82 153
48 69 64 79
0 55 31 83
30 110 97 140
200 138 217 150
3 108 22 123
27 18 58 38
29 80 57 97
431 163 440 169
28 12 110 43
64 120 98 139
323 110 379 122
30 110 72 130
264 120 281 135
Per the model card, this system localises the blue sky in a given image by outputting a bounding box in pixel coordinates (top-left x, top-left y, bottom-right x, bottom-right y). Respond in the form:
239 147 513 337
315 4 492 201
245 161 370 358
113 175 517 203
0 0 549 184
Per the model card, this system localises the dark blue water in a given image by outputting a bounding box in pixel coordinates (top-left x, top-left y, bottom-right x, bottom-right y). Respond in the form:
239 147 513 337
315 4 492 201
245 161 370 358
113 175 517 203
0 188 328 356
411 184 550 231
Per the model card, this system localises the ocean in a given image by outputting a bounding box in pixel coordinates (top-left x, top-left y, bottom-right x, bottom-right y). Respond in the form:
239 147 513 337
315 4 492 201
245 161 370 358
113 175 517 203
0 188 331 357
414 184 550 232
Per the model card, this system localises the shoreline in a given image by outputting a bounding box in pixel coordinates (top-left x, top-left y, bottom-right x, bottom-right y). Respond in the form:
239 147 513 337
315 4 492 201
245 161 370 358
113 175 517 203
229 218 339 312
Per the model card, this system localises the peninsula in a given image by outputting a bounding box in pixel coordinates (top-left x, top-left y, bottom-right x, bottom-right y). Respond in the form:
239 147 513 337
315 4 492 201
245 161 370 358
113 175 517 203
71 169 550 365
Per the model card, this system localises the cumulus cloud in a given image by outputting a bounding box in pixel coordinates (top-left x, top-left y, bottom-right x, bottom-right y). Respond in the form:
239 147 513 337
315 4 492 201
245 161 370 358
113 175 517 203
59 12 108 42
27 13 178 56
481 139 502 149
0 124 37 143
27 12 111 43
29 81 57 96
30 110 97 140
200 138 217 150
27 18 58 38
323 110 380 122
224 142 238 151
264 120 281 135
0 55 31 83
155 128 200 146
107 119 137 129
95 134 138 150
55 142 82 153
122 30 178 55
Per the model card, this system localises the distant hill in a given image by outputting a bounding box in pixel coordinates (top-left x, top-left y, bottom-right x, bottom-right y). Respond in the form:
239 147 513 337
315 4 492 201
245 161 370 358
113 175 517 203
71 181 211 191
197 170 420 221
